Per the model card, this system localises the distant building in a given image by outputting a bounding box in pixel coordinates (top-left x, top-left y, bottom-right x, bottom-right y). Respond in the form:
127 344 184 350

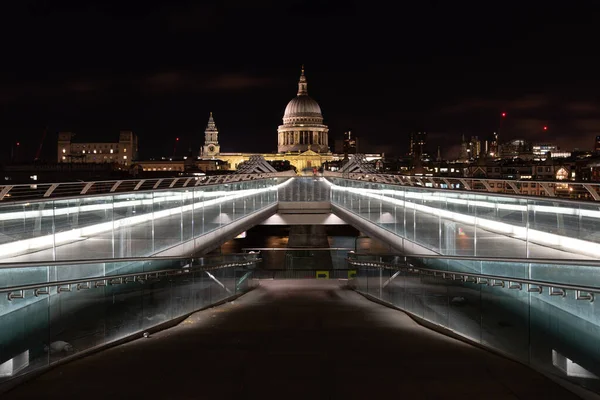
277 66 330 154
458 134 469 161
595 135 600 153
57 131 138 166
342 130 358 156
135 158 229 174
532 144 557 159
489 132 499 158
469 136 482 159
409 132 427 157
499 139 533 159
207 67 381 171
199 112 221 158
54 67 381 176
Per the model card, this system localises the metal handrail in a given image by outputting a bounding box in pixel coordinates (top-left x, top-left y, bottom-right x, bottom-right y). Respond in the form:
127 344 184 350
0 253 260 269
347 258 598 301
326 173 600 204
0 173 289 204
348 253 600 267
2 258 260 300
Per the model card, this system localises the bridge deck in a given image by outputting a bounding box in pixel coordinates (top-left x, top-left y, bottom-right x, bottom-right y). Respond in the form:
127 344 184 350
3 280 583 399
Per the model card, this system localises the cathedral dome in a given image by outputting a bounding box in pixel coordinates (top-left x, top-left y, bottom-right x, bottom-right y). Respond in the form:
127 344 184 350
282 66 324 125
277 66 329 154
284 95 322 120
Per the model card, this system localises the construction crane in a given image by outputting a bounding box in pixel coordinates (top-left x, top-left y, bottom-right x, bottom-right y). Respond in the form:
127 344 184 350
172 137 179 158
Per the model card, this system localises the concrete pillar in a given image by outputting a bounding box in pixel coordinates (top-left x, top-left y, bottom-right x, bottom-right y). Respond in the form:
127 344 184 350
287 225 333 269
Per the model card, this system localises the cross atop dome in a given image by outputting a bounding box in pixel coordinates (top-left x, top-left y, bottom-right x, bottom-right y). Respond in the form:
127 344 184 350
297 65 308 96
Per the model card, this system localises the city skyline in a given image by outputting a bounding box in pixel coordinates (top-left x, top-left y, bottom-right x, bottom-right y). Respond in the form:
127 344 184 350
1 1 600 162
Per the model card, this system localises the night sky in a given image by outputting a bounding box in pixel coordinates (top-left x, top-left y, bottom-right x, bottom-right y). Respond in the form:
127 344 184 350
1 0 600 162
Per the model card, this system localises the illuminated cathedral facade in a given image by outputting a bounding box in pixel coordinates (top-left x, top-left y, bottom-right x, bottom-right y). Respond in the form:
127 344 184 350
199 67 336 171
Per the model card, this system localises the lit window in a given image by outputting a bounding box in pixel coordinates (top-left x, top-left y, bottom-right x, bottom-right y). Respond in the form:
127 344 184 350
124 148 127 152
110 149 113 154
62 156 66 160
82 150 86 154
94 150 97 154
62 148 66 153
123 155 127 160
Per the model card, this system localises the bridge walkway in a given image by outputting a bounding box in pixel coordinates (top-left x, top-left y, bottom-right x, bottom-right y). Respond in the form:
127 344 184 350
3 280 583 400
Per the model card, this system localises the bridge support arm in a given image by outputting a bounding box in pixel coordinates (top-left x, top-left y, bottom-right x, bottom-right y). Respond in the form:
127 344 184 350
459 179 471 191
505 181 519 194
539 182 556 197
583 184 600 201
382 270 401 288
205 271 233 295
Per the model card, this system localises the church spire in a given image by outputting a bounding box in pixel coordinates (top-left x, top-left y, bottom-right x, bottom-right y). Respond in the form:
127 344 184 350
206 111 217 132
204 111 218 145
297 64 308 96
201 111 220 157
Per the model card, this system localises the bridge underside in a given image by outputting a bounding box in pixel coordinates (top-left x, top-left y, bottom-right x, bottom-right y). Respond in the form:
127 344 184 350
260 201 346 225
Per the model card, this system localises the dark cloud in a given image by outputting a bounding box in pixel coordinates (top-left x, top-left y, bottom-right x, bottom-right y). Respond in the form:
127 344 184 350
566 102 598 114
572 119 600 133
440 95 551 115
142 71 281 93
205 74 281 91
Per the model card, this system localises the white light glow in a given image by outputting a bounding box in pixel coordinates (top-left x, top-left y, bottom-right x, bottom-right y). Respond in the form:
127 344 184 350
329 181 600 258
0 178 293 258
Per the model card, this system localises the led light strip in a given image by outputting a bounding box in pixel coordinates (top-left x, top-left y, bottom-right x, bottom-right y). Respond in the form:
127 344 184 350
0 178 292 258
329 181 600 258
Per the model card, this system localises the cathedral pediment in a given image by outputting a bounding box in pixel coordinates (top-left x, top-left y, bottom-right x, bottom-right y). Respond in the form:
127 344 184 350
299 150 320 157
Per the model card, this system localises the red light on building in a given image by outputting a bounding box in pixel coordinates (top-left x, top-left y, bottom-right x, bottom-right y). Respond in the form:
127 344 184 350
176 137 179 141
501 112 506 117
16 142 20 146
543 126 548 131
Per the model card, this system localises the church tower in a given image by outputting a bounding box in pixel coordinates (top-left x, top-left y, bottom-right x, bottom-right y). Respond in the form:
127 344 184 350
201 112 220 157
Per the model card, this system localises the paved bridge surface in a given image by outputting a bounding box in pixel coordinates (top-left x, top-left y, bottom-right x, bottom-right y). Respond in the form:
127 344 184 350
3 280 584 400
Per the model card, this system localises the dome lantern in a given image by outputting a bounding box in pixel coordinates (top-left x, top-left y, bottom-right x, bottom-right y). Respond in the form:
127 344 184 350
297 64 308 96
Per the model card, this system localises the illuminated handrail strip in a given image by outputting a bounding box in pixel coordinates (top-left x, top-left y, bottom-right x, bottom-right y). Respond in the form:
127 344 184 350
0 186 274 222
0 178 291 259
325 172 600 203
328 180 600 258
